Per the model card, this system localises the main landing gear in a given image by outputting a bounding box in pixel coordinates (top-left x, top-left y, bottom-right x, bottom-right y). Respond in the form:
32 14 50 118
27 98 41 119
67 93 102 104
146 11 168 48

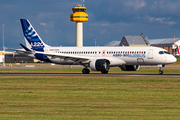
158 65 165 75
82 68 90 74
101 70 108 74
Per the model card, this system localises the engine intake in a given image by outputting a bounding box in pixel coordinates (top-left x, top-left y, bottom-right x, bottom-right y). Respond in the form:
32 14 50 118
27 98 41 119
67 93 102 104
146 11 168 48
89 59 110 73
119 65 140 71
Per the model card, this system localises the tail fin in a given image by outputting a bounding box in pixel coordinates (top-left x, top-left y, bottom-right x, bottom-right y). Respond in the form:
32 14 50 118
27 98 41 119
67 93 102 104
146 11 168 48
177 45 180 54
20 19 49 51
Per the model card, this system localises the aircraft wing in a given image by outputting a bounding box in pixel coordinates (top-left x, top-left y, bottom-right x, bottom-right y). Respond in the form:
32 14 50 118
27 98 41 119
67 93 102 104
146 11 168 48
40 52 126 65
6 48 33 54
41 52 90 64
45 52 89 59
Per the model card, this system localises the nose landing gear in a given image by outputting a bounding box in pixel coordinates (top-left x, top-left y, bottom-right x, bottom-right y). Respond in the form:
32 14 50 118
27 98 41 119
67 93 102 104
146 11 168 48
159 69 163 75
158 65 165 75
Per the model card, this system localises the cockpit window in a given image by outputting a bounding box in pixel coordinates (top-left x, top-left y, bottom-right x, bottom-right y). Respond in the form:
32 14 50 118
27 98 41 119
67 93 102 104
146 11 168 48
159 51 164 54
164 51 171 54
159 51 171 55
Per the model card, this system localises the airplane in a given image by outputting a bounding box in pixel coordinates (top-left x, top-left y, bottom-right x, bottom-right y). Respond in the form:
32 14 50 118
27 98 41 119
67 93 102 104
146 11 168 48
8 19 177 74
176 45 180 56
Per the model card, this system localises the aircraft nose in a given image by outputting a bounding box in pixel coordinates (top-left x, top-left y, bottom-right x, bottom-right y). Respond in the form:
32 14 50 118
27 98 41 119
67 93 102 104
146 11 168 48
172 56 177 63
168 55 177 63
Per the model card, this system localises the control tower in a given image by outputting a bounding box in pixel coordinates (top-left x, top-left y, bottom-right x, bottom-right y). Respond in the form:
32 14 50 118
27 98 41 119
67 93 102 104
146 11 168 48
70 1 88 47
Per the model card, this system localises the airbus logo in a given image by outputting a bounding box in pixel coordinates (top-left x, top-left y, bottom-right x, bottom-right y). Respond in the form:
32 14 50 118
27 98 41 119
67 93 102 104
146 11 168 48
27 25 38 37
31 42 44 47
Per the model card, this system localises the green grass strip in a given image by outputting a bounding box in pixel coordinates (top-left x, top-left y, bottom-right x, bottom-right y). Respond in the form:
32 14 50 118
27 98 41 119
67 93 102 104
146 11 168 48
0 76 180 120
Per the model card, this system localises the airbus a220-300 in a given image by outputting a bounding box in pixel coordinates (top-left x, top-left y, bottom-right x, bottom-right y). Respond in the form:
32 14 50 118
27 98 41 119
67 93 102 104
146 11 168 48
8 19 177 74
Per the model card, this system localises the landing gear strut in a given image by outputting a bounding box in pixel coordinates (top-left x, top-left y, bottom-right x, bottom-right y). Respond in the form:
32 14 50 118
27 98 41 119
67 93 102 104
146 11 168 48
82 68 90 74
158 65 165 75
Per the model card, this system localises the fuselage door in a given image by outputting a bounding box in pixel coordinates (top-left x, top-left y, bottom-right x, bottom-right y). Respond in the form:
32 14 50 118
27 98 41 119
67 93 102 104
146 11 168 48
148 49 153 59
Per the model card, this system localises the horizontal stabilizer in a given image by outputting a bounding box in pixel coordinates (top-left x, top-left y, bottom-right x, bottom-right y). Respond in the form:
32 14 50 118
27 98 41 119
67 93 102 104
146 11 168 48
6 47 33 54
20 44 31 51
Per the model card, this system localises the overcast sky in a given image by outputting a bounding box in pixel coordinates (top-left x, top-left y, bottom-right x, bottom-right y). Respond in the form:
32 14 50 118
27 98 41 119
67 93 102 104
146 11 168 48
1 0 180 48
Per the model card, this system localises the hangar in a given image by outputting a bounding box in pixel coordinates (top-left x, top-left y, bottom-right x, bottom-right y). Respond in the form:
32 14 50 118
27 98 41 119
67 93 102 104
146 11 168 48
149 38 180 55
105 33 150 47
119 35 150 46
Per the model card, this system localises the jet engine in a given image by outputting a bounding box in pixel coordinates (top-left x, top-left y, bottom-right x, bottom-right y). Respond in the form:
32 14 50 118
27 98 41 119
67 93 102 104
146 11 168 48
89 59 110 74
119 65 140 71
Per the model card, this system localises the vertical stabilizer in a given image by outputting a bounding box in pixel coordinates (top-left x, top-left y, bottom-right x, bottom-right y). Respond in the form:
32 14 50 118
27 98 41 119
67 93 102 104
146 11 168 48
177 46 180 54
20 19 49 51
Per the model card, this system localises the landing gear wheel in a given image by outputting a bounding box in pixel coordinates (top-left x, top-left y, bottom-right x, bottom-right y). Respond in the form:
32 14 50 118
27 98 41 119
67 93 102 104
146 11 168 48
158 65 164 75
159 70 163 75
82 68 90 74
101 70 108 74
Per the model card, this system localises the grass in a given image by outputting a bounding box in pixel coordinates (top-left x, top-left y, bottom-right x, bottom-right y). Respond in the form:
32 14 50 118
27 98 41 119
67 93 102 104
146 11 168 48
0 76 180 119
0 67 180 74
1 58 180 74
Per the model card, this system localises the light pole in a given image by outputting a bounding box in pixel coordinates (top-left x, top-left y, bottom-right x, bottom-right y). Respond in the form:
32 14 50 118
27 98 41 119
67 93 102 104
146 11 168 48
2 24 5 66
174 34 176 56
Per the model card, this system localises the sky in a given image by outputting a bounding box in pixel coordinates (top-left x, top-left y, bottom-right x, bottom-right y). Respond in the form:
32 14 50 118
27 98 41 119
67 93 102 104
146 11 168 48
1 0 180 48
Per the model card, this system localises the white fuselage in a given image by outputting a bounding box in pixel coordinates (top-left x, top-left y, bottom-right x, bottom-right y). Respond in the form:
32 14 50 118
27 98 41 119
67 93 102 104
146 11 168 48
33 46 176 66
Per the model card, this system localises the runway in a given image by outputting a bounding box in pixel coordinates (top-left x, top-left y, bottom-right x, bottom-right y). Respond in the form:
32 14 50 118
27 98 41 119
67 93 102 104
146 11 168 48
1 73 180 77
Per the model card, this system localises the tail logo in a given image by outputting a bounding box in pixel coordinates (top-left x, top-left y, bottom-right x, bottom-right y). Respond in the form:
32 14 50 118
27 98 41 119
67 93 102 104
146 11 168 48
177 46 180 54
21 19 44 48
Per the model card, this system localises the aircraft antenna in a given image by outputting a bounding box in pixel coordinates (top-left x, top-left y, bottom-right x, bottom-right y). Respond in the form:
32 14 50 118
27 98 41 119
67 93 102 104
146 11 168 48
83 0 85 7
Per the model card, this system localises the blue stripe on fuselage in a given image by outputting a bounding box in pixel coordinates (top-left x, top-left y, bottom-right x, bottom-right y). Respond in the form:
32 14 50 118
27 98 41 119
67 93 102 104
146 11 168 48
34 53 51 62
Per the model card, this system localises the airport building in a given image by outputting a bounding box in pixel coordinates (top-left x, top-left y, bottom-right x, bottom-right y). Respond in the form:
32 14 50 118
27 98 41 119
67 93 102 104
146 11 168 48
149 38 180 55
0 51 34 63
119 35 150 46
105 33 150 47
0 51 3 63
70 1 88 47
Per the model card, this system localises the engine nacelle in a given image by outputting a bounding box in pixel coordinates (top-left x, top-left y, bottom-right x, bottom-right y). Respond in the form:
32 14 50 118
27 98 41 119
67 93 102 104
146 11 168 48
89 59 110 72
119 65 140 71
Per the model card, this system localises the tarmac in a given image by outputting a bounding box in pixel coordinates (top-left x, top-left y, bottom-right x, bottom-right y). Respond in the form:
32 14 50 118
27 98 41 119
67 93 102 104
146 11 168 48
1 73 180 77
